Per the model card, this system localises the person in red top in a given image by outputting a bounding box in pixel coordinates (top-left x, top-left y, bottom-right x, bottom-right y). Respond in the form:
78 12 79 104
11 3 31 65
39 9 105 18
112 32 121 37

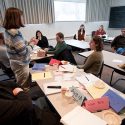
95 25 106 36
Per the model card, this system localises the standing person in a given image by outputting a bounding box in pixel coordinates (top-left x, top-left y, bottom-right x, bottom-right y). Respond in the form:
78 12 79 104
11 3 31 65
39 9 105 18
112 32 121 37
3 7 37 88
0 32 10 68
111 28 125 55
74 24 85 41
36 30 49 49
95 25 106 36
77 36 104 76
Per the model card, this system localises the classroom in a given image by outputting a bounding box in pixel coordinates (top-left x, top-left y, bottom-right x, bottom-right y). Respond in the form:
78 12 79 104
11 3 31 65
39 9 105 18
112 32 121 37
0 0 125 125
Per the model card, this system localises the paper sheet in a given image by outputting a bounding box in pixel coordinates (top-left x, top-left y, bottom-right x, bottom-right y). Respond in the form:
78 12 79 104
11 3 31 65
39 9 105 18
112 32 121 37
61 106 107 125
32 72 52 81
43 82 61 95
86 83 109 99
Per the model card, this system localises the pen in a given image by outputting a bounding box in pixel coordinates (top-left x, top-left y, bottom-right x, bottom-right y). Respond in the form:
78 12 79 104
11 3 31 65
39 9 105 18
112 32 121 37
44 72 45 78
61 66 65 69
47 86 61 89
85 76 89 81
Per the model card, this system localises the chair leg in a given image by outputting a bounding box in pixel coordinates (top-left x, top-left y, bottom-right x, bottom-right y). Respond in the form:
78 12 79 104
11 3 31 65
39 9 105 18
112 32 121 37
110 70 115 86
112 78 125 87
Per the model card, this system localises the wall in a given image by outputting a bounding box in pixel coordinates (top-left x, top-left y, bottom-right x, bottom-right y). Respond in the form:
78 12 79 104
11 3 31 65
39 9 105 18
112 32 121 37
18 21 108 46
107 0 125 37
0 21 108 46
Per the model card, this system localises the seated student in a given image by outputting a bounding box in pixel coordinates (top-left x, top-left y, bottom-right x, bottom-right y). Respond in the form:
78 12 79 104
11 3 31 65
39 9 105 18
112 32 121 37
111 28 125 55
78 36 104 76
39 32 77 64
36 30 49 49
95 25 106 36
74 24 85 41
45 32 67 59
0 81 62 125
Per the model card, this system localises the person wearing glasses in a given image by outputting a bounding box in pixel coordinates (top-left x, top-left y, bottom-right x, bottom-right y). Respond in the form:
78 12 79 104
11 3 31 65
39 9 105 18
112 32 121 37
111 28 125 55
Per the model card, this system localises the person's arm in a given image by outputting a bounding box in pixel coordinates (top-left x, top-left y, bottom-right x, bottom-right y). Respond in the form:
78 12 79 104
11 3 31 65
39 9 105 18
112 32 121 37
82 53 96 71
13 34 36 56
44 36 49 47
0 88 32 124
47 42 67 57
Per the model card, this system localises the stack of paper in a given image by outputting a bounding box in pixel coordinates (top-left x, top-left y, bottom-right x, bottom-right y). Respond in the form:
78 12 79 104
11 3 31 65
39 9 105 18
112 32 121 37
76 74 99 87
85 81 109 99
59 64 76 72
60 106 107 125
32 72 52 81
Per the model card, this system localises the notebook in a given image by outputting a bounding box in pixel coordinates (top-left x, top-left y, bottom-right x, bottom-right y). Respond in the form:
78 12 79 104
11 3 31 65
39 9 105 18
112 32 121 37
32 63 46 70
103 89 125 113
60 106 107 125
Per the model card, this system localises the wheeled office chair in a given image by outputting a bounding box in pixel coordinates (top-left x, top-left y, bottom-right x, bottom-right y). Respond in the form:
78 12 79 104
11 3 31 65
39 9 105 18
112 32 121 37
97 61 104 78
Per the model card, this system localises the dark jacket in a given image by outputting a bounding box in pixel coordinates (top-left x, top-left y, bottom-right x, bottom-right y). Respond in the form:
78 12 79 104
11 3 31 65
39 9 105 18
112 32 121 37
111 35 125 50
47 41 67 58
0 81 37 125
37 36 49 49
0 81 62 125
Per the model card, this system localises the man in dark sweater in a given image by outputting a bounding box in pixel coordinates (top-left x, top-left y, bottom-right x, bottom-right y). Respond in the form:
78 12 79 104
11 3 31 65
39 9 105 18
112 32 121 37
111 28 125 55
0 81 62 125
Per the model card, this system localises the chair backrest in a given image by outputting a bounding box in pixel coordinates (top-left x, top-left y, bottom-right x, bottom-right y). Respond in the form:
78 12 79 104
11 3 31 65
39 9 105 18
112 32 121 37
56 47 77 65
97 61 104 78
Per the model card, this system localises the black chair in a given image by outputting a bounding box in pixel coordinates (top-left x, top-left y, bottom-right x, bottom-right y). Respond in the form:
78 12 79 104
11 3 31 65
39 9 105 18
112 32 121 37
110 69 125 87
55 47 77 65
97 61 104 78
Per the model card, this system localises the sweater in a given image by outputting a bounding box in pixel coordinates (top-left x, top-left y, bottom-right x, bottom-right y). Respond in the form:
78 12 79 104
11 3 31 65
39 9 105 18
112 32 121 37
83 51 103 76
4 29 33 65
37 35 49 49
47 41 67 58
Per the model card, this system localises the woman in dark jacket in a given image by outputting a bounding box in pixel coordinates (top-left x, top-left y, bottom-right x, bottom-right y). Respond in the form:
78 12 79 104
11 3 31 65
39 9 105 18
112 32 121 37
36 30 49 49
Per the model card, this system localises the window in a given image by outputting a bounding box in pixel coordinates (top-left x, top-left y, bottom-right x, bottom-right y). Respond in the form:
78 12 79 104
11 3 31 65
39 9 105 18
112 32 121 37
54 0 86 21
